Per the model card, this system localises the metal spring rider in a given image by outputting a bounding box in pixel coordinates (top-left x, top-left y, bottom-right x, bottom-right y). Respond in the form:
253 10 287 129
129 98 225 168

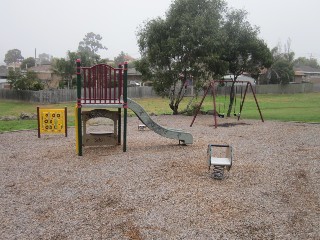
207 144 233 180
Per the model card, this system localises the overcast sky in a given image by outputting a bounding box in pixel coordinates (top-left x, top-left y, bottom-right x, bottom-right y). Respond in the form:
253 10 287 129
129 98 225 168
0 0 319 65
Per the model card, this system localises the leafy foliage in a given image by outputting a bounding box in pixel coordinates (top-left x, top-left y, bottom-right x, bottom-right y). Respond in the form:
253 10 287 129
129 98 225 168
114 51 127 66
268 59 294 85
38 53 52 64
4 49 24 65
78 32 107 65
20 57 36 70
52 51 78 89
136 0 226 114
52 32 107 88
294 57 320 69
136 0 272 115
8 69 43 90
114 51 135 68
262 41 295 85
221 9 272 77
219 9 273 116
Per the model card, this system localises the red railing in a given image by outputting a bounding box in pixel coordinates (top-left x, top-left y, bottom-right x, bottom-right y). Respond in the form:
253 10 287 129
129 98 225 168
81 64 123 104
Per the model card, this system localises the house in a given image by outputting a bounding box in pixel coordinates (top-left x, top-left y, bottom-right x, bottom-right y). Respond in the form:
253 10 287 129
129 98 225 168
294 71 305 83
0 63 62 89
0 66 10 89
221 74 256 85
28 64 61 89
7 62 21 70
0 79 10 89
127 68 142 86
294 66 320 83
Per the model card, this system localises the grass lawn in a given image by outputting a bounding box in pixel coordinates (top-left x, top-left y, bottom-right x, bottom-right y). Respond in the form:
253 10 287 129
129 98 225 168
190 93 320 122
0 101 76 133
0 93 319 133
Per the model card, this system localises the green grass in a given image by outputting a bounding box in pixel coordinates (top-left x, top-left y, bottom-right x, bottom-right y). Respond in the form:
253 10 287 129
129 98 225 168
0 119 37 132
194 93 320 122
0 100 76 133
0 93 319 132
126 97 192 116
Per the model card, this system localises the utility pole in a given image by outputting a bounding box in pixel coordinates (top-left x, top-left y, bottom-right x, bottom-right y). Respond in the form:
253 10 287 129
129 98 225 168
35 48 37 67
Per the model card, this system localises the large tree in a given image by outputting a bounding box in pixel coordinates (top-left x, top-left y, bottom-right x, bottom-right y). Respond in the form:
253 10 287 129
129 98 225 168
4 49 24 65
38 53 52 64
263 40 295 85
20 57 36 70
114 51 135 68
52 51 78 89
219 9 272 116
294 57 320 69
136 0 226 114
78 32 107 65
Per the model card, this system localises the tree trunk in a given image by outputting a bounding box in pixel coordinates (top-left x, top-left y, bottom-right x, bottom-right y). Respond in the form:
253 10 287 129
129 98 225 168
171 105 179 115
169 93 180 115
169 71 187 115
227 81 235 117
169 82 177 114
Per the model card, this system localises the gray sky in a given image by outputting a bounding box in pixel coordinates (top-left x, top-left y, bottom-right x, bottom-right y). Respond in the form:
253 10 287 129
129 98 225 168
0 0 319 65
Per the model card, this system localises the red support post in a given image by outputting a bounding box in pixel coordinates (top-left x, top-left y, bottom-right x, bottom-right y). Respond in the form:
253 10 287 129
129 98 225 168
190 80 264 128
190 82 211 127
249 83 264 122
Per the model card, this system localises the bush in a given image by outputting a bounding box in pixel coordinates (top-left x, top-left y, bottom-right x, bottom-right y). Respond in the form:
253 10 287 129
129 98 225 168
8 69 44 91
185 102 203 116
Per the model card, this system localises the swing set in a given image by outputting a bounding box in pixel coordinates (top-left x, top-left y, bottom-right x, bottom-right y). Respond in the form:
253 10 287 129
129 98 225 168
190 80 264 128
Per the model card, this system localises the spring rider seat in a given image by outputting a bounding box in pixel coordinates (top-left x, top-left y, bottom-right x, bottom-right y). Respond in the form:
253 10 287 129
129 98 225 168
207 144 233 180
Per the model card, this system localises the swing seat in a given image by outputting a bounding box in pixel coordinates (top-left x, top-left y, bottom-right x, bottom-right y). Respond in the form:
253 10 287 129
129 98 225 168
207 144 233 179
218 113 224 118
90 131 113 136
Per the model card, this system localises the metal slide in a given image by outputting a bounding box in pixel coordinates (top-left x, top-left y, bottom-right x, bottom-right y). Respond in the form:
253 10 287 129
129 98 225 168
127 98 193 144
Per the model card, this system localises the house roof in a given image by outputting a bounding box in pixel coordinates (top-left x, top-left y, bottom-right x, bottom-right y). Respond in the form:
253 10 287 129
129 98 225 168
222 74 256 84
127 68 141 75
294 71 306 76
28 65 52 72
7 62 21 68
124 55 135 62
294 66 320 73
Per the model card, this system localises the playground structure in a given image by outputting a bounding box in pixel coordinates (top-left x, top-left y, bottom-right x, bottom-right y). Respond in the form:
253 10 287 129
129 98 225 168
75 60 193 156
207 144 233 180
190 80 264 128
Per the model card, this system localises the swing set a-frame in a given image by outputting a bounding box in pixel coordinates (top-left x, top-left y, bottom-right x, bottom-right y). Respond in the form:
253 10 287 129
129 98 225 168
190 80 264 128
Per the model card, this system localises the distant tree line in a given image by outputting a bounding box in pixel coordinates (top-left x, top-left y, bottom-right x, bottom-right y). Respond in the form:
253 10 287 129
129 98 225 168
3 31 134 90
